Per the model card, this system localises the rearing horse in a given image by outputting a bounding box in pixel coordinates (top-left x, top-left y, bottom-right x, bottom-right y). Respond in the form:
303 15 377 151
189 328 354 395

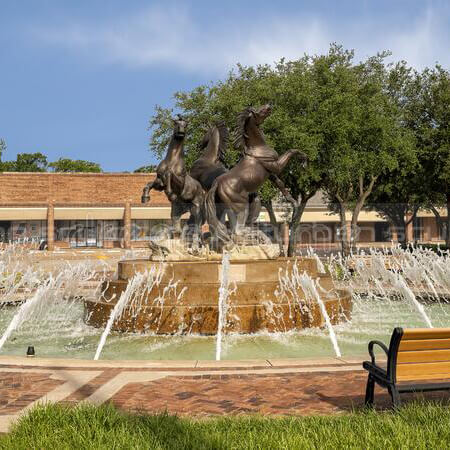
141 116 204 242
190 121 229 191
205 105 306 244
190 121 261 227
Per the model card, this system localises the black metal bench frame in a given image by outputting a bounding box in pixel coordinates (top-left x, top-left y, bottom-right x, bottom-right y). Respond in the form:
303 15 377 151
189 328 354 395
363 327 450 408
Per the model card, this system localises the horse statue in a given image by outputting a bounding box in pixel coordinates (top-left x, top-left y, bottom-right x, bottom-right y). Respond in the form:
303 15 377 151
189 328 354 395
190 121 261 228
141 115 204 246
205 105 307 244
190 121 229 191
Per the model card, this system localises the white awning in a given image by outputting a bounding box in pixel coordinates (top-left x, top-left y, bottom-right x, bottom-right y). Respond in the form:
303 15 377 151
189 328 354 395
131 207 172 219
0 208 47 220
54 207 124 220
259 210 386 223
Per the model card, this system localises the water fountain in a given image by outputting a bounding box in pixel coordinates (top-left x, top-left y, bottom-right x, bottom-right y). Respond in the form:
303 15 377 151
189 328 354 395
0 243 448 360
84 253 352 336
0 105 449 362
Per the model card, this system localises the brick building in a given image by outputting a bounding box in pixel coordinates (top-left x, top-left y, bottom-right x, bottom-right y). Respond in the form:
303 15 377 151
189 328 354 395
0 172 445 250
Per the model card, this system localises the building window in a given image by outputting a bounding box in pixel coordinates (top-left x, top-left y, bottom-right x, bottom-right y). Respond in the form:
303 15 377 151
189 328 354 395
10 220 47 243
131 219 151 241
103 220 121 241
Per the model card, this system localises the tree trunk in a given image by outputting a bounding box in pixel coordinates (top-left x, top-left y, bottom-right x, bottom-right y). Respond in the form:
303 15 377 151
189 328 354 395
337 201 351 256
350 176 377 252
263 200 284 256
404 206 419 245
287 196 309 257
430 204 445 239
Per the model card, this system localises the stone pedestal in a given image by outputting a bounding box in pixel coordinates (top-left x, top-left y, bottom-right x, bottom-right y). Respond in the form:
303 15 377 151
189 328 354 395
84 257 352 335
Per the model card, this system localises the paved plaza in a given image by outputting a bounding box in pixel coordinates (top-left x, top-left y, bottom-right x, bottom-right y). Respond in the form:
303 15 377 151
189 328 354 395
1 356 449 433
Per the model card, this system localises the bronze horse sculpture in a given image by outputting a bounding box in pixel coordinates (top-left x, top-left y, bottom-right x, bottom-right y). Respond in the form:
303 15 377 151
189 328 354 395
190 121 229 191
141 116 204 244
190 121 261 229
205 105 307 244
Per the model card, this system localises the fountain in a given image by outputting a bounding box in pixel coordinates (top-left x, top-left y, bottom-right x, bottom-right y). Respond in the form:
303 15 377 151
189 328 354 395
85 255 352 336
1 107 448 362
84 107 352 340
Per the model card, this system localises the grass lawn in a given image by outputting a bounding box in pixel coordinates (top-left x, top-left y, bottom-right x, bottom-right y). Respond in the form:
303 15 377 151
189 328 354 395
1 401 450 449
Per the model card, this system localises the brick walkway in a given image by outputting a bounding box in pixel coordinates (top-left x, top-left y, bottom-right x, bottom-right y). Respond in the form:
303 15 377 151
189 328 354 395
1 356 449 432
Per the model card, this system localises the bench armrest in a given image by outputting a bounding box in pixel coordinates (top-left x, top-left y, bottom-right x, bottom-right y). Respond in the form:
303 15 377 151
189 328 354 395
368 340 389 365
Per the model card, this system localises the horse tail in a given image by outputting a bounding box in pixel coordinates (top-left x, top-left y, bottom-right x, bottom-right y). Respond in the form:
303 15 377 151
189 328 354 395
205 180 230 243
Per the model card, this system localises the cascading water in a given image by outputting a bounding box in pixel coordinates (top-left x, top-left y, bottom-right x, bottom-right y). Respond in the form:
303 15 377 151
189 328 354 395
298 273 342 357
215 251 231 361
0 261 101 352
0 276 58 351
277 261 342 357
394 275 433 328
93 265 165 360
0 243 448 361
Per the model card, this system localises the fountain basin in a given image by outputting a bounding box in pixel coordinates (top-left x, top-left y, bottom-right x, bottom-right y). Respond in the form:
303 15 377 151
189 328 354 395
84 258 352 335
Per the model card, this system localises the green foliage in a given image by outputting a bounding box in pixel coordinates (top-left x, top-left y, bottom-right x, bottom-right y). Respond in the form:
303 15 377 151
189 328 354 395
409 65 449 204
134 164 158 173
48 158 102 173
149 57 324 202
0 152 48 172
3 401 450 449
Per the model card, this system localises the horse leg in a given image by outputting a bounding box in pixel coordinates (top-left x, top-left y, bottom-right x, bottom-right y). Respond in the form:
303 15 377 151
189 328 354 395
141 181 153 203
189 191 204 251
271 149 307 175
246 193 261 226
171 200 185 239
165 172 178 202
269 175 298 206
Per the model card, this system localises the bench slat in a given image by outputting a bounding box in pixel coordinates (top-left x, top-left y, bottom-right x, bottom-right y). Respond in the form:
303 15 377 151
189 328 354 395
397 372 450 382
397 349 450 363
397 361 450 380
402 328 450 340
399 338 450 351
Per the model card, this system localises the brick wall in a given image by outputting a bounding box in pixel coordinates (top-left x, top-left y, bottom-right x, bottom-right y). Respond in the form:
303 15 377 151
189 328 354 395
0 173 169 206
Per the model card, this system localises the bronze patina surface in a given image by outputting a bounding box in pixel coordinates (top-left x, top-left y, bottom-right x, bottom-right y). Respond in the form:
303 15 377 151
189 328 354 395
141 116 204 240
205 105 307 244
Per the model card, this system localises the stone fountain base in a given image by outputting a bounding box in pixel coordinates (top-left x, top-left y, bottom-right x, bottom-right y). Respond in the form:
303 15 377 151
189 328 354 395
84 258 352 335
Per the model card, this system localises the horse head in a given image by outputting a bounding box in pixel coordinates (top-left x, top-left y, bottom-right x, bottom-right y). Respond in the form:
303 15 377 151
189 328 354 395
234 105 272 150
253 104 272 125
173 115 187 139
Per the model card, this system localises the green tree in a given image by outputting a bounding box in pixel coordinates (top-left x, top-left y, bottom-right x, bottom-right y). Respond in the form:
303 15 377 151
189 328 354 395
313 48 415 254
49 158 102 173
2 152 48 172
149 59 324 256
409 66 450 246
134 164 157 173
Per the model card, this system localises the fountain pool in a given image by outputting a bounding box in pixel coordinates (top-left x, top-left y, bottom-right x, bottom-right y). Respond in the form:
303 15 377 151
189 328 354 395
0 296 449 360
0 245 448 361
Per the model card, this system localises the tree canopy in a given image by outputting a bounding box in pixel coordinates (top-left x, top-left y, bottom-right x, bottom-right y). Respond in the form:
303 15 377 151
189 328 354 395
0 151 102 173
49 158 102 173
148 44 436 253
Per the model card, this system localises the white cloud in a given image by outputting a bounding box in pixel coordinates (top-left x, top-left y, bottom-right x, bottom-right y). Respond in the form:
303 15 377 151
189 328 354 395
31 4 449 74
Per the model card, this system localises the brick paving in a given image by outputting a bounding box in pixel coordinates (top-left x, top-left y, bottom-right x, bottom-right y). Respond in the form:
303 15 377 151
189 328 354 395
0 371 65 415
1 358 450 432
112 371 374 416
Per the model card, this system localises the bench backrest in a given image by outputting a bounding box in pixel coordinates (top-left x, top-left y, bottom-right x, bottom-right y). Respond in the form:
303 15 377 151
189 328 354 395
389 327 450 382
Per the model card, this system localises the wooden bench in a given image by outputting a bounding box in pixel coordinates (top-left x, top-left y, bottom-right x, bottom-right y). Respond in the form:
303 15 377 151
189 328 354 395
363 327 450 407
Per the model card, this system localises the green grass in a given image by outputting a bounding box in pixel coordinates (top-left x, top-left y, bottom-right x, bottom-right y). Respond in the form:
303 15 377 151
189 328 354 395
2 401 450 449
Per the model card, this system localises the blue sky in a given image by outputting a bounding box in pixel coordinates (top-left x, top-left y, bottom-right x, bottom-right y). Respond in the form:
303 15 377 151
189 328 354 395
0 0 449 172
